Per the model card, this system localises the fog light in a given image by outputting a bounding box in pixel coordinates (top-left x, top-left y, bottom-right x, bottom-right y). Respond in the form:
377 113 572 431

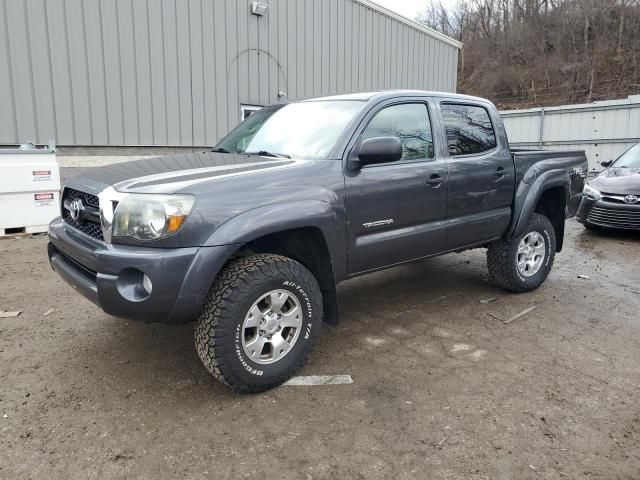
142 274 153 295
116 269 152 302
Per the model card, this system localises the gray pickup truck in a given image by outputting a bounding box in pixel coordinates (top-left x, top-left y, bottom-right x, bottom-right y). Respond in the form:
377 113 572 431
48 90 587 392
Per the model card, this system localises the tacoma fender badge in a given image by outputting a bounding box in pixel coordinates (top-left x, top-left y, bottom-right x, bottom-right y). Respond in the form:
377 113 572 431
362 219 394 228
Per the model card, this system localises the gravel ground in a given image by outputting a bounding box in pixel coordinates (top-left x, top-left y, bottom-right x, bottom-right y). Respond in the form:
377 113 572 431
1 220 639 479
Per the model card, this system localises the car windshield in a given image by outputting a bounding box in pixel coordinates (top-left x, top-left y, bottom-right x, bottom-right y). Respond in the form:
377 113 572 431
215 100 365 159
613 143 640 168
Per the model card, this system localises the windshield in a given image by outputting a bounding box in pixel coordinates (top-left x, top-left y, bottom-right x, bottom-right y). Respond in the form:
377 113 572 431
215 100 365 159
613 143 640 168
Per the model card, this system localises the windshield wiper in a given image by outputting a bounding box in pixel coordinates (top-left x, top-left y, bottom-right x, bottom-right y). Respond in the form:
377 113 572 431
244 150 290 159
211 147 231 153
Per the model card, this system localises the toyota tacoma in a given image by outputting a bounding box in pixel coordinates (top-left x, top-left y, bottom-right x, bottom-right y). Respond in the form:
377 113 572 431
48 91 588 392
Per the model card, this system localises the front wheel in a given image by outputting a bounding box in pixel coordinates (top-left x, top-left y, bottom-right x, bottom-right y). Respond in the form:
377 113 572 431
487 213 556 293
195 254 323 393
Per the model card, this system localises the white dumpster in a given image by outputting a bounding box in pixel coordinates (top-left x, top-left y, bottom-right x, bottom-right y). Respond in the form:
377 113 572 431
0 143 60 237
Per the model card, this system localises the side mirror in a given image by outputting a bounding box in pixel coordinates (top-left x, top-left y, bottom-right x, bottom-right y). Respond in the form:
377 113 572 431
350 136 403 169
601 160 613 168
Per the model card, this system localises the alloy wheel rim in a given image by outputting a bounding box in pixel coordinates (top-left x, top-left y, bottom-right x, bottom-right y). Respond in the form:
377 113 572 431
516 231 546 277
241 289 303 365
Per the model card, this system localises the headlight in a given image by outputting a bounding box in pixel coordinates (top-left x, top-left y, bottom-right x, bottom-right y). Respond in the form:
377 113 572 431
583 184 601 200
112 194 195 241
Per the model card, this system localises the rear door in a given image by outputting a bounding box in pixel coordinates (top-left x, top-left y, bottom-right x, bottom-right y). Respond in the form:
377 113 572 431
437 102 515 250
344 100 448 274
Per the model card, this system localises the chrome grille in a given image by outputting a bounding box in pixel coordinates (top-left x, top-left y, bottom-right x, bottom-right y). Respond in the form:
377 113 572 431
600 194 628 204
61 188 104 240
587 205 640 229
63 187 99 208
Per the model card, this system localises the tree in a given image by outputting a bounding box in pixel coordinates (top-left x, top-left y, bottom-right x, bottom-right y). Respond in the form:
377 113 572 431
417 0 640 108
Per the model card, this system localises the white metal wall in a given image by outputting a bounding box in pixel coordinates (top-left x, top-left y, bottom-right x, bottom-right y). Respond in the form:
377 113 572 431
0 0 460 147
501 96 640 171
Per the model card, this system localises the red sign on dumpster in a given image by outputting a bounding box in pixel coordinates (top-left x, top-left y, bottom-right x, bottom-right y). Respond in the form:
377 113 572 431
34 192 55 207
32 170 52 182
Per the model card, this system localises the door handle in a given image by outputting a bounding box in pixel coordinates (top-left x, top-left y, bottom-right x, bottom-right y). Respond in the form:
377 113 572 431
494 167 507 181
426 174 445 186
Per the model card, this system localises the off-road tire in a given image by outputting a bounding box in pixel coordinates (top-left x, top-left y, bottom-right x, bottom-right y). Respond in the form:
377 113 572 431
487 213 556 293
194 254 322 393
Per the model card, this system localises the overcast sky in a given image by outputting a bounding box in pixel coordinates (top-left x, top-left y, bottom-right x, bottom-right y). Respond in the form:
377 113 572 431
372 0 458 21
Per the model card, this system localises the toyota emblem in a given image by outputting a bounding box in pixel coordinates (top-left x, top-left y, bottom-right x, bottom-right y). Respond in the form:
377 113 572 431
624 195 638 204
69 198 85 222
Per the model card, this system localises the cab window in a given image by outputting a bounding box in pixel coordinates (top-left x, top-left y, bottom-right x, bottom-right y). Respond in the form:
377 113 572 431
441 103 496 156
361 103 434 161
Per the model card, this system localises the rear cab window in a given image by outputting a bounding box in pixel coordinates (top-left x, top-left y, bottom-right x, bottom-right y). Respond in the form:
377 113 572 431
440 103 496 156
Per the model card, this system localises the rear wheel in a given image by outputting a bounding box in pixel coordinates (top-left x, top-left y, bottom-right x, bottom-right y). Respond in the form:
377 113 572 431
487 213 556 293
194 254 322 393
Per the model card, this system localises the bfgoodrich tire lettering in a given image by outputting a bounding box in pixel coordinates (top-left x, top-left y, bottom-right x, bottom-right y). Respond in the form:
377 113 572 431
194 254 322 393
487 213 556 293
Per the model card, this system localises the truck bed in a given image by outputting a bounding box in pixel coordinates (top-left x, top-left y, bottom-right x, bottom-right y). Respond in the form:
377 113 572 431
511 148 588 217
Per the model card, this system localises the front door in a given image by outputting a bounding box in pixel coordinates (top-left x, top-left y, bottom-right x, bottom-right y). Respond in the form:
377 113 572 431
437 102 515 250
344 101 448 274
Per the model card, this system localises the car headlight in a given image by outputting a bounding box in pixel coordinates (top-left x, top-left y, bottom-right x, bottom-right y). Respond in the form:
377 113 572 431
112 194 195 241
583 184 601 200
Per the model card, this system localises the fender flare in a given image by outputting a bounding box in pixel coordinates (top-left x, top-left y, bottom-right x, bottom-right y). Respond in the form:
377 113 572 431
508 169 570 241
204 200 347 281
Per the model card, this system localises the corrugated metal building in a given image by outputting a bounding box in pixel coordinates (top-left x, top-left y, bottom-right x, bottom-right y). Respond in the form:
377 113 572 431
501 96 640 172
0 0 460 148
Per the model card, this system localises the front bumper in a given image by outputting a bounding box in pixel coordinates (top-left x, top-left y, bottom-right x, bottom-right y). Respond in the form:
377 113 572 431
48 217 237 323
577 197 640 230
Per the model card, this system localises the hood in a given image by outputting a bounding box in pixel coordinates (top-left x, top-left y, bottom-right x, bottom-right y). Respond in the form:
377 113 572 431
63 151 297 194
589 167 640 195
